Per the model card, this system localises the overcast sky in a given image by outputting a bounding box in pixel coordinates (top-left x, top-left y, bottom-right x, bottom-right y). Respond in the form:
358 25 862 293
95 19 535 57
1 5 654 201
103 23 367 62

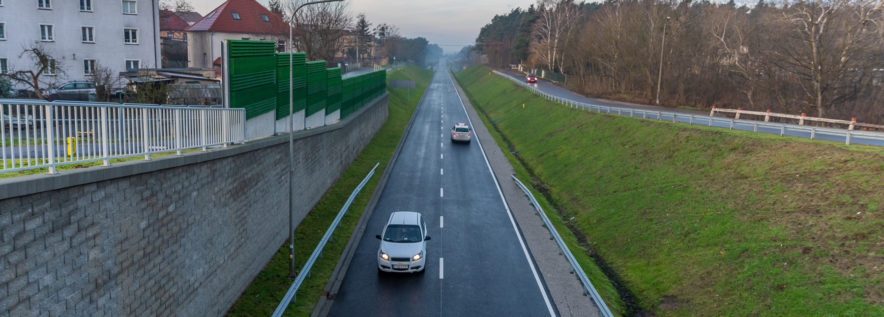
187 0 537 53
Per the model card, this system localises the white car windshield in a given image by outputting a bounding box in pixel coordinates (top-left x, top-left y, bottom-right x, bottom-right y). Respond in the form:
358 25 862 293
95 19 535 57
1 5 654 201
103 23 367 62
383 225 422 243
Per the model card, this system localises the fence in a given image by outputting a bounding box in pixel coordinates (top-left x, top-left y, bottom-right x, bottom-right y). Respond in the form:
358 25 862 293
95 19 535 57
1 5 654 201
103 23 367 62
511 175 614 317
1 99 245 174
493 70 884 146
272 162 379 317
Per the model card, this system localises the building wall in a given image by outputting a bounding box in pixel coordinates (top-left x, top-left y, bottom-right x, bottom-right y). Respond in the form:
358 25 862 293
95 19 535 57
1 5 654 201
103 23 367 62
186 31 286 69
0 94 388 316
0 0 161 90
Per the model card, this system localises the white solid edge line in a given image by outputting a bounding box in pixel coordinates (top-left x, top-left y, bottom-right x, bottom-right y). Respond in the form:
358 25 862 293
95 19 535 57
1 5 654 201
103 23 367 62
448 72 556 317
439 257 444 279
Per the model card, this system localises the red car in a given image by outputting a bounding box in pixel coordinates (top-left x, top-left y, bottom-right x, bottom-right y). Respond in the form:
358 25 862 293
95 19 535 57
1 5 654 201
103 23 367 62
526 74 537 83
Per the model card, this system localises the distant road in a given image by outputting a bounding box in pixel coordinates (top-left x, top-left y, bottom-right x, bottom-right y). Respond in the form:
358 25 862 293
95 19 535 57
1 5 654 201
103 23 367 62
499 70 884 146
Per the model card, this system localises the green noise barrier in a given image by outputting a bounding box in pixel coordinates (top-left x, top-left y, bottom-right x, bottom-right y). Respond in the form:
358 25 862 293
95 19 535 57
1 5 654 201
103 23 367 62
225 40 386 121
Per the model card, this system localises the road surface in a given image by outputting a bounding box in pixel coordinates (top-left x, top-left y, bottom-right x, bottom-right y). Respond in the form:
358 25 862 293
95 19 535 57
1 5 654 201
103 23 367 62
328 65 557 316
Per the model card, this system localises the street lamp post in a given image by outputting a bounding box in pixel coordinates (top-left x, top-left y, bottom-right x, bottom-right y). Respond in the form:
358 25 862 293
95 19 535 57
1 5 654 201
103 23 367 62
655 16 670 106
287 0 344 279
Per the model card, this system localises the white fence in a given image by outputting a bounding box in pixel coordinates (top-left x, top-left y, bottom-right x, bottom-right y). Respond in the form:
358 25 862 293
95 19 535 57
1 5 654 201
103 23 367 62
493 70 884 146
1 99 245 174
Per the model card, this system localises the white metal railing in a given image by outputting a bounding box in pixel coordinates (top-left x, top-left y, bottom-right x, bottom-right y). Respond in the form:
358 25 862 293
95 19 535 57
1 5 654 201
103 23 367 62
493 70 884 146
1 99 246 174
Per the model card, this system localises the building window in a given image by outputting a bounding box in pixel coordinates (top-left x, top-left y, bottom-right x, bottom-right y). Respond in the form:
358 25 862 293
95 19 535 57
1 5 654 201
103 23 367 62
82 27 94 43
122 0 136 14
125 60 139 71
124 28 138 44
80 0 92 11
84 59 95 75
45 59 57 75
40 24 54 41
0 58 7 74
38 0 51 9
0 23 5 41
232 12 240 20
261 14 270 22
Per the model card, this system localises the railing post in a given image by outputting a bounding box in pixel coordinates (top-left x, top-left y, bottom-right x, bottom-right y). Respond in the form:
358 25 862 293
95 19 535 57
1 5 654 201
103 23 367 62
241 111 247 144
101 106 109 166
45 104 57 174
735 108 742 120
142 108 150 160
222 110 230 148
200 110 207 151
849 118 856 131
765 109 771 122
709 106 716 117
799 113 805 126
175 108 182 156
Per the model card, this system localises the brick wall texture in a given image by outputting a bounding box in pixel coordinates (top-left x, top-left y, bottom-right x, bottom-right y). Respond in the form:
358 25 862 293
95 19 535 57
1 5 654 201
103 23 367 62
0 95 388 316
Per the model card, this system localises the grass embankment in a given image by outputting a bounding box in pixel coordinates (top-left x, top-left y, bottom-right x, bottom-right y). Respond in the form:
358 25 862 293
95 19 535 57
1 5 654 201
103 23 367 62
226 65 434 316
455 65 884 316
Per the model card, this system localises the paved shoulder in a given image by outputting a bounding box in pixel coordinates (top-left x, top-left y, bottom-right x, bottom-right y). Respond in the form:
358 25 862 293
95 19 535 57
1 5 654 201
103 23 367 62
450 71 601 317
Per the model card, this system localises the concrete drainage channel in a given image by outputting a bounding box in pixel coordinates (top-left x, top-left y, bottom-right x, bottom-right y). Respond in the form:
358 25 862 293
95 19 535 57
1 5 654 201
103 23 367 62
311 70 433 317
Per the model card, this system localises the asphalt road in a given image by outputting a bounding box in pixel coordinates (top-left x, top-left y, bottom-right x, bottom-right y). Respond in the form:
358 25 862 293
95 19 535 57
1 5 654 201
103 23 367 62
328 66 557 316
501 71 884 146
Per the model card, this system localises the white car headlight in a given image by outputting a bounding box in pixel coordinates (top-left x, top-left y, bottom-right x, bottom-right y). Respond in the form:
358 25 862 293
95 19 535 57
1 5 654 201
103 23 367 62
412 252 422 261
380 252 389 261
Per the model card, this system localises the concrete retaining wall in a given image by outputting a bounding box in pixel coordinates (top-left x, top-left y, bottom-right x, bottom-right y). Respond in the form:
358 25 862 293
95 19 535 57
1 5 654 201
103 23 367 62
0 94 388 317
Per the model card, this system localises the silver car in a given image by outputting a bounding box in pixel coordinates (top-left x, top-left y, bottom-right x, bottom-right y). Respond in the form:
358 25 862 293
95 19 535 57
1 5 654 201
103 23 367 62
376 211 430 274
450 123 471 143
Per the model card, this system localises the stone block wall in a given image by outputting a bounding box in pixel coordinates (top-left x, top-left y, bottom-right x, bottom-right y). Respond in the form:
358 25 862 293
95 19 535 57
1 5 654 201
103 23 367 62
0 94 388 316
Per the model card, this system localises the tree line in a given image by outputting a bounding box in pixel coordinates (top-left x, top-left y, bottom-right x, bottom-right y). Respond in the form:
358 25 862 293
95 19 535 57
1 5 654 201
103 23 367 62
472 0 884 123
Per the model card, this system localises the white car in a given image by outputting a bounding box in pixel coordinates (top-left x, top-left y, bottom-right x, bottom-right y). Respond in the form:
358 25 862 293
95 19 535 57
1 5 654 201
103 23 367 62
450 123 471 143
376 211 430 274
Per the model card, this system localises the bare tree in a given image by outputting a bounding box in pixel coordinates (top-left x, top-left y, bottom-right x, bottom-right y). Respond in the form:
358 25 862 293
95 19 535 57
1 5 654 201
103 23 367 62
0 44 62 100
268 0 285 19
286 0 352 63
90 63 123 102
774 0 883 117
530 0 581 74
174 0 193 12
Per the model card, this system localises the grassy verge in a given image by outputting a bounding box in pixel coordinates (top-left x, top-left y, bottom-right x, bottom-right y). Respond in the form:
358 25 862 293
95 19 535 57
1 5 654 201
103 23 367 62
455 65 884 316
226 65 434 316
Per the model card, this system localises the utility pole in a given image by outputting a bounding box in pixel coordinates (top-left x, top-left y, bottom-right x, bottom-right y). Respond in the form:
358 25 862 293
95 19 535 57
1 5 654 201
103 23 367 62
655 16 670 106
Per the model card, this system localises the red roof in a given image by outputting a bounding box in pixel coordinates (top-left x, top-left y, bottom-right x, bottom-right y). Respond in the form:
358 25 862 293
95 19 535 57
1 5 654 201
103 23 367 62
160 10 190 31
187 0 291 36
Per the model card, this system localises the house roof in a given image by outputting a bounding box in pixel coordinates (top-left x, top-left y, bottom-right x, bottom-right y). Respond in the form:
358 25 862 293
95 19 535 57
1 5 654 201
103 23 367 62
160 10 190 31
176 11 204 25
186 0 291 36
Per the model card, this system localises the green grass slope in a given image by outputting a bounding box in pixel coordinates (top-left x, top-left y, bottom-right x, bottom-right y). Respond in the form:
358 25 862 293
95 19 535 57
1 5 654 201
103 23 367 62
455 65 884 316
227 65 434 316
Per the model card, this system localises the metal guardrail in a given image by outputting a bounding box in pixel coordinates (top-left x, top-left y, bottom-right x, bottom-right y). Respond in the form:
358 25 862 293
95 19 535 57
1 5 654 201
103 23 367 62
1 99 246 174
493 70 884 146
511 175 614 317
272 162 379 317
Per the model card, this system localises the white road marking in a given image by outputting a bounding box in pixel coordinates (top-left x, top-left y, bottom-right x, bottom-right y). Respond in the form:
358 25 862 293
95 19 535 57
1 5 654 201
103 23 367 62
440 187 444 198
440 216 444 228
440 142 443 148
448 73 556 317
441 154 443 159
440 168 444 175
439 258 444 279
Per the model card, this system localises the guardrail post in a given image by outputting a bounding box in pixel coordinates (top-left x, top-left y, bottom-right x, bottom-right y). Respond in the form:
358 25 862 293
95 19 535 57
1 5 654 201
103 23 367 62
656 112 661 120
101 106 109 166
729 119 735 130
45 104 57 174
810 128 816 139
753 122 758 132
642 111 646 119
672 113 677 123
845 132 851 145
175 109 182 156
689 115 694 125
142 108 150 160
780 125 785 136
200 110 207 151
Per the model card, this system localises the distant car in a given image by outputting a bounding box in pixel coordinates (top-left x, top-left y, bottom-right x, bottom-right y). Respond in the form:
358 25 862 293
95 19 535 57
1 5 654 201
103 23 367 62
451 123 471 143
47 81 96 101
526 74 537 83
376 211 430 274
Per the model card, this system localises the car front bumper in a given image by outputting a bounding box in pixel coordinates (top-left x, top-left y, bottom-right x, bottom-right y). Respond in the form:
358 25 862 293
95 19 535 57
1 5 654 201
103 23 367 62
378 257 426 273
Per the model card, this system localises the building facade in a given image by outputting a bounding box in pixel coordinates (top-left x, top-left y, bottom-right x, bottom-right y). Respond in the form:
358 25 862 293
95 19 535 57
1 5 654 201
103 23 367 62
186 0 290 69
0 0 161 90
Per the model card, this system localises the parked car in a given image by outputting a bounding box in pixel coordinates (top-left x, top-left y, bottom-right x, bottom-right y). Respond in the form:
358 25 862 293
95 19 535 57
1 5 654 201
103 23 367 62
376 211 430 274
526 74 537 83
451 122 471 143
46 81 96 101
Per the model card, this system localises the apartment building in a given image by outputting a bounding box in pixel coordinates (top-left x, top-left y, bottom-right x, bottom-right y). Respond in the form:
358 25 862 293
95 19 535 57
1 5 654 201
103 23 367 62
0 0 161 91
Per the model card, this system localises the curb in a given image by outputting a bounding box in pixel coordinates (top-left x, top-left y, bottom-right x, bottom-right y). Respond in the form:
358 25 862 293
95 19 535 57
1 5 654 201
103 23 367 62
311 69 434 317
